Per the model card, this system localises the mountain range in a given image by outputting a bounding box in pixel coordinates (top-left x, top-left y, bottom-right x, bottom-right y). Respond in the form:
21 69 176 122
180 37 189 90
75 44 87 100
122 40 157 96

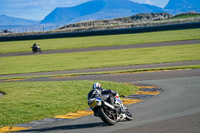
165 0 200 13
41 0 163 24
0 0 200 27
0 15 39 26
41 0 200 24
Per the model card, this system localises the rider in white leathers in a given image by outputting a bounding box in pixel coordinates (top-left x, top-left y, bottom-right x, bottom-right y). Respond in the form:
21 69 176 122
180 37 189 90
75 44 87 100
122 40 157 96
88 83 125 116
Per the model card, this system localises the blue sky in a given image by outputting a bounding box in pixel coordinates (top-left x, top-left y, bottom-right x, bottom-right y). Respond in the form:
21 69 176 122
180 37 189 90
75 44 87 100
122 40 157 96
0 0 169 21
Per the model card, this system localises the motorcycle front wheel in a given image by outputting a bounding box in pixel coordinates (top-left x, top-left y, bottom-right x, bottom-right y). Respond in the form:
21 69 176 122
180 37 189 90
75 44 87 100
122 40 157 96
98 107 117 125
39 49 42 53
125 110 133 121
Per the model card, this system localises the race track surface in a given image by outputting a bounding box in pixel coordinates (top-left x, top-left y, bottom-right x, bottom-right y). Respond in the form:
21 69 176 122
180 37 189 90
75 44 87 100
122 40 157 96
1 39 200 57
15 73 200 133
1 39 200 133
1 60 200 78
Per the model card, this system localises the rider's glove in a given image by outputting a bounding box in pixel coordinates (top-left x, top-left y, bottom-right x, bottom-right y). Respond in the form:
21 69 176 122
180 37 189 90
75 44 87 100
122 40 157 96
108 89 117 96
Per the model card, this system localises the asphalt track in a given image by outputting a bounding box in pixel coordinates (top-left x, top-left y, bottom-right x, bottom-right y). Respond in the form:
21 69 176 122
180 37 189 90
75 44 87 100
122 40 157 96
14 70 200 133
0 39 200 78
1 60 200 78
1 39 200 132
0 39 200 57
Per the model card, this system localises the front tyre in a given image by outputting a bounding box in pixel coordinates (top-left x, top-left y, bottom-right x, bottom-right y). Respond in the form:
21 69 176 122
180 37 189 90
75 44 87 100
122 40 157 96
98 107 117 125
39 49 42 53
125 110 133 121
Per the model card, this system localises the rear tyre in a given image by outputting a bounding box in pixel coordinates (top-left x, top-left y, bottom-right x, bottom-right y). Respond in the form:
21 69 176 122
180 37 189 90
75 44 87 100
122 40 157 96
98 107 116 125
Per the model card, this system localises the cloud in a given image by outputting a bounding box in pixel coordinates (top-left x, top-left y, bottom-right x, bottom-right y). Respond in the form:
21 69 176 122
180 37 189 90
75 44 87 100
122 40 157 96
145 0 153 5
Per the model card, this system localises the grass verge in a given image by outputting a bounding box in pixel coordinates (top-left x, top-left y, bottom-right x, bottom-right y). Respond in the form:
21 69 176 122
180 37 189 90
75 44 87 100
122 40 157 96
51 64 200 77
0 44 200 75
0 28 200 53
0 80 138 128
1 65 200 81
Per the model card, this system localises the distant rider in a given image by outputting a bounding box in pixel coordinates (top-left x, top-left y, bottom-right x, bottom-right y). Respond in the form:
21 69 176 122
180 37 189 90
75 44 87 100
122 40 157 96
32 43 39 51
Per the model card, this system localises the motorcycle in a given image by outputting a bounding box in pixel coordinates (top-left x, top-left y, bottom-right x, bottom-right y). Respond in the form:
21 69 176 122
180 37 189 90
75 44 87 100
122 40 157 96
31 46 42 53
88 89 132 125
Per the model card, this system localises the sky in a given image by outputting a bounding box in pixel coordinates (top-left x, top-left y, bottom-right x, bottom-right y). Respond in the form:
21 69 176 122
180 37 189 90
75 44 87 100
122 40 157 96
0 0 169 21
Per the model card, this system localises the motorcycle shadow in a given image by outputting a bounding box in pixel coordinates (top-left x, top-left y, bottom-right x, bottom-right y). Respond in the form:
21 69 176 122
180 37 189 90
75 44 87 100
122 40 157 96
19 122 107 132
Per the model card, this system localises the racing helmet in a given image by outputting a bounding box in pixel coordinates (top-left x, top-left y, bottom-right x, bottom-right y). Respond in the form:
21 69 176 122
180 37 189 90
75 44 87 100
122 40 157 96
92 83 101 90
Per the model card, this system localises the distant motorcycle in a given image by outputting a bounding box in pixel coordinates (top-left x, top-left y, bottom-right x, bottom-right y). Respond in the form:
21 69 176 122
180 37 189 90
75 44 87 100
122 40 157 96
31 46 42 53
88 90 132 125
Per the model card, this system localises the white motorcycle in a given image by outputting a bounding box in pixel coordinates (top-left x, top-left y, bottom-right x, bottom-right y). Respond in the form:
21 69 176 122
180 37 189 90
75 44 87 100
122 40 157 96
88 89 132 125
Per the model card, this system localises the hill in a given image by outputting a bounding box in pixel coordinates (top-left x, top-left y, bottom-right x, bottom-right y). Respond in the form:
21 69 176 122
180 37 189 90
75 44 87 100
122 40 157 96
58 13 171 31
165 0 200 14
41 0 164 24
0 15 39 26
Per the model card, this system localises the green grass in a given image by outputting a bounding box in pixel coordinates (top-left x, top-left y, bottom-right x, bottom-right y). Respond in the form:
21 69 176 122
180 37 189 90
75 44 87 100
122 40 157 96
50 64 200 77
171 14 200 19
0 44 200 75
0 80 138 128
115 65 200 74
0 64 200 81
0 28 200 53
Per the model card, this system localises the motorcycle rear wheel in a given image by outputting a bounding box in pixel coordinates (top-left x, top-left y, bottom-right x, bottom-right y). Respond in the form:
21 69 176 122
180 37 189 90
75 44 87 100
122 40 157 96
98 107 117 125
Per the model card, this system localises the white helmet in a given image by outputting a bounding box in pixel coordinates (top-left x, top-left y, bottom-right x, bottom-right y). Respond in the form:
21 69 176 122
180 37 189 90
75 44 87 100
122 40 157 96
92 83 101 90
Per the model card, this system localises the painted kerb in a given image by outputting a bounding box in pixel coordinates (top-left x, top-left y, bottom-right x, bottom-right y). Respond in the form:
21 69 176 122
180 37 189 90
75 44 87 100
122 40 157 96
0 84 161 133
